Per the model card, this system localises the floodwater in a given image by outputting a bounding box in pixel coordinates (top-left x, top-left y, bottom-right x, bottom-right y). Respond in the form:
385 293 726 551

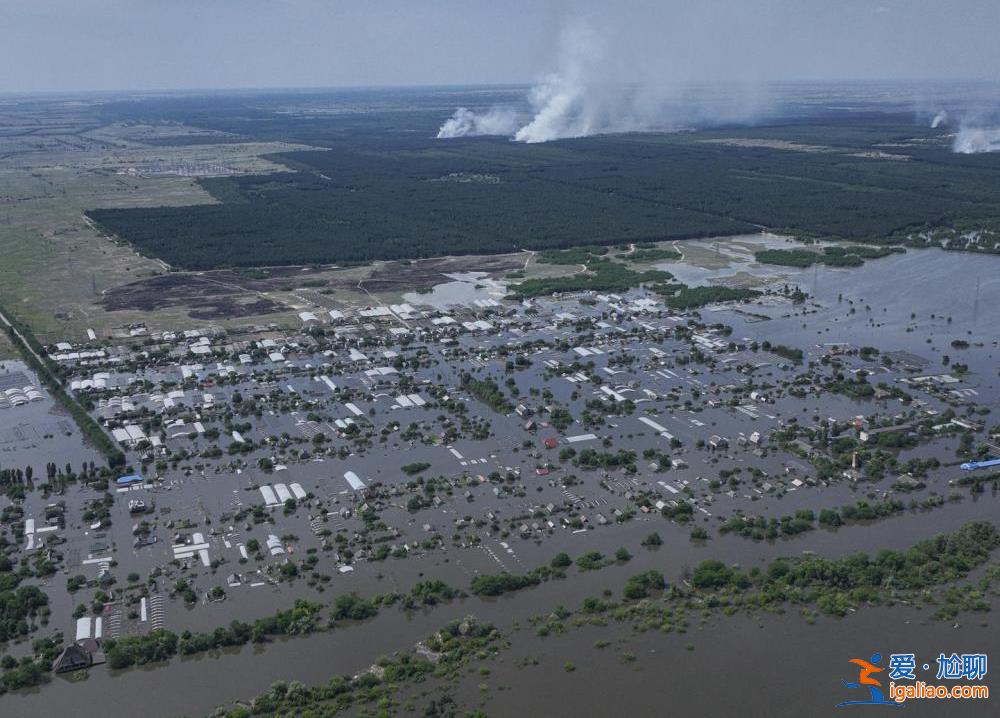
464 606 998 718
664 238 1000 403
7 486 1000 718
734 247 999 357
6 243 1000 717
402 271 508 310
659 232 802 287
666 238 1000 350
0 360 103 469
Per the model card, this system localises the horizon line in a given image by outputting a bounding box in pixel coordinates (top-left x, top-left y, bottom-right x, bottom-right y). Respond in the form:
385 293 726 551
2 76 1000 99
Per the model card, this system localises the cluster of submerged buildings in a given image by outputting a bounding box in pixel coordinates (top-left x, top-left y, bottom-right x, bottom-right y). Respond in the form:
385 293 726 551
9 278 990 657
42 282 987 492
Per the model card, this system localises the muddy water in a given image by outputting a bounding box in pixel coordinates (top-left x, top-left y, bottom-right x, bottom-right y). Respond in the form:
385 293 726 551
13 587 994 717
402 271 508 310
673 242 1000 402
6 489 999 718
739 248 1000 365
464 607 998 718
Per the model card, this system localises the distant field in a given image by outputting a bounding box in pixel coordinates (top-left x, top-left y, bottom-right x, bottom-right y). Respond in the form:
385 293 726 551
0 106 314 340
85 109 1000 270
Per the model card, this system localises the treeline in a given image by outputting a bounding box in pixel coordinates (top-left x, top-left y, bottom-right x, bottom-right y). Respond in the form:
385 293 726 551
471 555 577 596
719 510 817 540
2 461 104 502
755 245 904 269
718 499 938 540
470 550 620 596
655 284 760 309
690 520 999 617
470 572 542 596
507 260 670 300
105 600 325 668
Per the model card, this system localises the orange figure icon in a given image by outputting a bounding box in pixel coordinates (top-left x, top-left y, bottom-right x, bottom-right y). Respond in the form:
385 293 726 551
848 657 883 687
837 652 898 708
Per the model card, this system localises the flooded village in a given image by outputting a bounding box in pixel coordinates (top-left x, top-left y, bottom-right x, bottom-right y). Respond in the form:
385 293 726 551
5 6 1000 713
1 239 998 716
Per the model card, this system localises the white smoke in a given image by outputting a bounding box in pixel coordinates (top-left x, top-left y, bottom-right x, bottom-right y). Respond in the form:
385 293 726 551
436 20 766 143
436 106 520 138
514 23 627 143
953 125 1000 154
930 110 948 128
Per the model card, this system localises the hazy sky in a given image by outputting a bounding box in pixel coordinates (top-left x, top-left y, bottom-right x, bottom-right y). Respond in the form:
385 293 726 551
4 0 1000 93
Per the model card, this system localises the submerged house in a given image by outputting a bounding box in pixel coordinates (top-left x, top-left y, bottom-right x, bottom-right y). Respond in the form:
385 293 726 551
52 638 106 672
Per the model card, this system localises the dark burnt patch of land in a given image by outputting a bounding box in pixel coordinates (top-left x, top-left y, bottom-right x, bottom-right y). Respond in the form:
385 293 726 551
100 273 287 319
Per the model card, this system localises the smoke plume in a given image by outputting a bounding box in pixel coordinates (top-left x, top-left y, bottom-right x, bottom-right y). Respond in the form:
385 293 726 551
943 106 1000 154
514 23 630 143
436 20 767 143
918 89 1000 154
436 106 521 138
953 125 1000 154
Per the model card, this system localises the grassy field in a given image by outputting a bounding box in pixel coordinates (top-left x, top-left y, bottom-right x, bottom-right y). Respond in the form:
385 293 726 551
0 110 316 342
0 159 203 339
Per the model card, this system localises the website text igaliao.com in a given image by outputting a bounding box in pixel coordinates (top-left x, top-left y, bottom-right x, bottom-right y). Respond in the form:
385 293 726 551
889 681 989 703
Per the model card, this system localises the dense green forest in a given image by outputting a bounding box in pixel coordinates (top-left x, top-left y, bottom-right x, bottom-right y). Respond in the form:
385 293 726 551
87 96 1000 269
